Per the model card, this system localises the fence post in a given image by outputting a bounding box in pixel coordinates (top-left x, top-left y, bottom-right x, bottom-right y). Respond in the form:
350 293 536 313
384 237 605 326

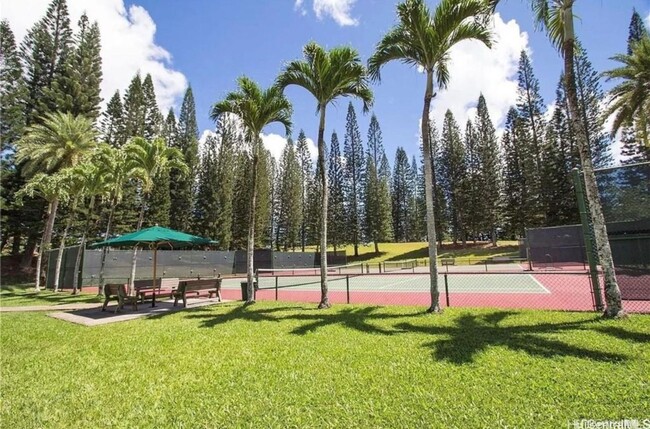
275 276 278 301
444 273 450 307
572 168 604 311
346 275 350 304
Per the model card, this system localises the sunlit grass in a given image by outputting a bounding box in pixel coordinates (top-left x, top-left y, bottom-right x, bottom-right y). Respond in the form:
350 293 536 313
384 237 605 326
1 300 648 428
0 284 102 307
303 240 520 264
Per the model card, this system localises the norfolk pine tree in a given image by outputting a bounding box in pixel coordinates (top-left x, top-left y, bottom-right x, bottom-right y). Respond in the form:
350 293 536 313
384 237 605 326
295 130 313 251
391 147 410 242
328 131 347 254
343 102 366 256
171 87 200 231
365 114 393 252
474 94 501 245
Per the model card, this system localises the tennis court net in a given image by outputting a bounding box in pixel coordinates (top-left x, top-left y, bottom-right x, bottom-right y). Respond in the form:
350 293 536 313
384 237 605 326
256 263 365 279
382 259 417 272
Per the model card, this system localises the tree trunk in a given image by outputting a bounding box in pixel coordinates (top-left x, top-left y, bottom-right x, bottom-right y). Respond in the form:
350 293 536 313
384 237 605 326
72 196 95 295
34 198 59 291
97 199 116 296
374 239 379 254
53 198 78 292
422 71 441 313
562 8 625 318
21 234 38 270
128 201 146 295
246 142 259 304
317 105 330 309
11 232 21 256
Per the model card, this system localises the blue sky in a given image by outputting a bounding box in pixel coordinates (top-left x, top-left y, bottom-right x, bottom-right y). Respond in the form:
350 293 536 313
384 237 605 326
5 0 650 164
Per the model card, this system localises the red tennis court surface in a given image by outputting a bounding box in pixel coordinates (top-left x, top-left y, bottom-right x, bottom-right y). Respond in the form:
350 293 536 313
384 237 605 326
221 271 650 313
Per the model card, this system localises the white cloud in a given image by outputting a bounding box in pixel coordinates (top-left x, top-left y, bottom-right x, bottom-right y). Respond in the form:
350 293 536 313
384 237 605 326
310 0 358 26
261 133 318 162
2 0 187 113
429 13 529 133
646 12 650 26
294 0 307 16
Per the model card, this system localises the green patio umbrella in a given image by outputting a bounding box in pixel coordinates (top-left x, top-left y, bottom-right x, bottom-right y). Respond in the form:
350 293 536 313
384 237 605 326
90 225 215 307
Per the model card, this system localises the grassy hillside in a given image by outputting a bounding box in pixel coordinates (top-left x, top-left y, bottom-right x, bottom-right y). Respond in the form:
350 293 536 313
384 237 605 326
302 241 520 264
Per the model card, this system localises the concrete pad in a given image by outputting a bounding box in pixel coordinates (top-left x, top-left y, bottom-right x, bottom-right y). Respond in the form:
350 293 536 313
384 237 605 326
47 298 231 326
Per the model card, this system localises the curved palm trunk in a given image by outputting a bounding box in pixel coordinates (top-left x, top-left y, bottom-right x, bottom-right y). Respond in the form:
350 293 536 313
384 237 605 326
128 201 146 296
72 196 96 295
97 199 116 296
53 198 78 292
562 19 625 318
246 143 259 304
317 106 330 309
422 71 441 313
34 198 59 291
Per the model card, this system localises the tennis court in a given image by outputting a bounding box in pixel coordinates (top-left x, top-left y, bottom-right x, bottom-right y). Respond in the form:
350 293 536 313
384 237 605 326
222 272 549 294
216 265 605 312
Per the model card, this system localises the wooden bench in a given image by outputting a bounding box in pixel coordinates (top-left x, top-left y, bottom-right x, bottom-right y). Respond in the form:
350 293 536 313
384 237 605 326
173 277 222 308
133 278 179 303
102 283 138 313
440 258 455 266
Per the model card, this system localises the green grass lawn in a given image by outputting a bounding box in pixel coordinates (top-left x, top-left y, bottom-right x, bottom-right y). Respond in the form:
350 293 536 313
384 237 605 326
314 241 521 264
0 284 103 307
1 300 648 428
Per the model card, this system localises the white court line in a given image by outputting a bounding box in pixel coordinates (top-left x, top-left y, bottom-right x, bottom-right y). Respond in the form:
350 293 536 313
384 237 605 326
527 274 552 294
367 275 419 290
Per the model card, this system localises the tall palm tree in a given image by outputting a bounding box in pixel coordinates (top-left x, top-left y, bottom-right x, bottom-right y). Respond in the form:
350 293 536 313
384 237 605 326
501 0 625 318
124 136 188 294
70 161 111 295
52 167 86 293
210 77 292 304
16 112 97 176
368 0 492 312
15 112 97 290
604 36 650 147
277 42 373 309
96 145 132 295
15 173 70 291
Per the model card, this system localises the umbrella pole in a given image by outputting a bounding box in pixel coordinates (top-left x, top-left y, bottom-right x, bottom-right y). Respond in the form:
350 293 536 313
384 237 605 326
152 244 157 307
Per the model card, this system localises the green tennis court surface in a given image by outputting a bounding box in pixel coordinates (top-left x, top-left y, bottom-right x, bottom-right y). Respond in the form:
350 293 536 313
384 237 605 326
221 273 550 294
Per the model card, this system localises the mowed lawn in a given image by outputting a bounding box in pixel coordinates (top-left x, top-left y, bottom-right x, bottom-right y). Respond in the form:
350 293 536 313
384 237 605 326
0 284 103 307
1 300 649 428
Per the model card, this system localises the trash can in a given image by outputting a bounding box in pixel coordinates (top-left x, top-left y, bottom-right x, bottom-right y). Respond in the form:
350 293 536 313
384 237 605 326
240 281 258 301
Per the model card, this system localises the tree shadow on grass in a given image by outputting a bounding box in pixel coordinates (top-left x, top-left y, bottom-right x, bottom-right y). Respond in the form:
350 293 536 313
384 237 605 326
347 251 388 263
185 303 415 336
178 303 307 328
176 303 644 365
281 306 409 336
394 311 631 365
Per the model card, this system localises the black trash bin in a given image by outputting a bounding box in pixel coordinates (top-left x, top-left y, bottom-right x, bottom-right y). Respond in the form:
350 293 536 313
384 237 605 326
240 281 258 301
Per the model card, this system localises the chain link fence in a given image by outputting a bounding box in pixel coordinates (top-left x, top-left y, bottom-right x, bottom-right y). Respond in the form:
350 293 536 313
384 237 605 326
213 266 646 314
213 267 649 313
